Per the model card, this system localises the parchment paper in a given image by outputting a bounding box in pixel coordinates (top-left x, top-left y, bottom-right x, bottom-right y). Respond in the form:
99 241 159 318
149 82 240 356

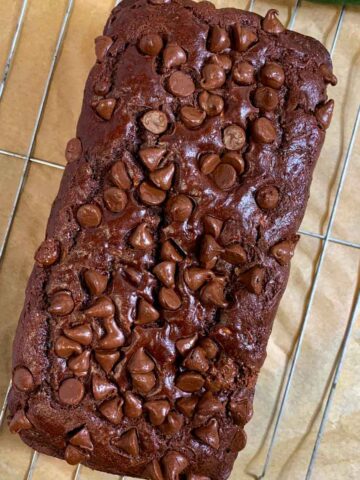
0 1 359 479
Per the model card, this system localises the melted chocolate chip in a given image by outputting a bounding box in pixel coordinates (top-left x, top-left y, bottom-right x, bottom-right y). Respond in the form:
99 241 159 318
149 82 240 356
203 215 223 238
63 324 93 346
136 298 160 324
145 399 170 425
76 204 102 228
92 374 117 401
260 63 285 89
197 391 223 416
139 181 167 205
153 261 176 288
84 296 115 318
208 26 231 53
200 153 221 175
166 194 193 222
110 161 132 190
209 53 232 72
150 163 175 190
64 445 89 465
55 336 82 358
253 86 279 112
238 266 265 295
9 410 32 434
223 125 246 150
139 146 167 171
213 164 237 190
68 351 91 377
168 71 195 97
263 9 285 34
233 62 255 85
159 411 184 435
193 418 220 449
161 240 183 262
99 397 123 424
124 392 143 418
84 269 108 296
176 396 198 417
141 110 168 134
128 348 155 374
233 24 258 52
198 338 219 359
95 35 113 61
65 138 82 163
221 151 245 174
13 367 34 392
104 187 128 212
139 33 163 56
222 244 247 264
59 378 84 405
180 106 206 129
320 64 337 86
129 223 154 249
159 287 182 310
201 64 226 90
176 372 205 392
34 238 60 266
48 291 74 316
183 347 209 373
256 185 280 209
270 239 296 265
162 451 189 479
251 117 276 144
163 43 186 69
69 427 94 451
112 428 139 456
95 350 120 374
99 317 125 349
144 460 164 480
200 278 228 307
198 91 224 117
315 99 334 129
132 372 156 394
184 267 213 291
200 235 223 267
176 333 198 355
96 98 116 120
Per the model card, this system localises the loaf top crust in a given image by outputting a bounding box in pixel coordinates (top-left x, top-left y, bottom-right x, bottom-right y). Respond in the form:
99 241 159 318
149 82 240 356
8 1 335 479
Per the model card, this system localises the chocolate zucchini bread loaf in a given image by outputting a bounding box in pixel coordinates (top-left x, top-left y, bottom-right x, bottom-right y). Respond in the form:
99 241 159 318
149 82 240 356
8 0 336 478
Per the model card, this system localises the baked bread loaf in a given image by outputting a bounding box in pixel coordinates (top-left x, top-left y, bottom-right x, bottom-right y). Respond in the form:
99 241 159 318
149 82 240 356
8 1 336 478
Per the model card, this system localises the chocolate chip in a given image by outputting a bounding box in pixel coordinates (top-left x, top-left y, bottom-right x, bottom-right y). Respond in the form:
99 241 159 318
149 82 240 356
161 240 183 262
63 324 93 346
13 367 34 392
193 418 220 449
233 24 258 52
176 396 198 417
198 338 219 359
139 146 167 171
251 117 276 143
84 269 108 296
110 160 132 190
208 26 231 53
168 71 195 97
270 239 296 265
129 223 154 249
315 99 334 129
163 42 187 69
166 194 193 222
223 125 246 150
149 163 175 190
99 317 125 349
198 90 224 117
69 427 93 451
238 266 265 295
176 372 205 392
197 391 223 416
68 350 91 377
263 9 285 34
132 372 156 394
162 451 189 479
203 215 223 238
144 399 170 425
95 350 120 374
55 336 82 358
260 63 285 89
180 106 206 129
34 238 60 266
104 187 128 212
222 244 247 264
221 151 245 174
201 64 226 90
123 266 142 286
256 185 279 209
99 397 123 424
128 348 155 374
59 378 84 405
200 235 223 267
175 333 198 355
136 298 160 324
124 392 143 418
231 427 247 452
48 291 74 316
184 267 213 291
213 163 237 190
183 347 209 373
76 204 102 228
9 410 32 434
320 64 337 86
95 35 113 61
159 287 182 310
159 411 184 435
253 86 279 112
209 53 232 72
144 460 164 480
200 153 221 175
153 261 176 288
233 62 255 85
92 374 117 401
112 428 139 456
84 296 115 317
141 110 168 134
229 397 253 425
139 33 163 56
96 98 116 120
139 181 167 205
65 138 82 163
200 278 228 307
64 445 89 465
94 79 111 96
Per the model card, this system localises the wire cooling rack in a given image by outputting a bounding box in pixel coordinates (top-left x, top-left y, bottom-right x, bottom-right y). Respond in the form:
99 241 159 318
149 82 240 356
0 0 359 479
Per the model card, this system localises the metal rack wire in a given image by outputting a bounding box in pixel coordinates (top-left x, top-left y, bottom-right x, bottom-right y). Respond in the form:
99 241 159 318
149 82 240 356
0 0 359 479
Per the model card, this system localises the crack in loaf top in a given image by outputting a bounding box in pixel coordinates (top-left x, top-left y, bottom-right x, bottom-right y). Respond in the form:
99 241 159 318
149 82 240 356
8 0 335 479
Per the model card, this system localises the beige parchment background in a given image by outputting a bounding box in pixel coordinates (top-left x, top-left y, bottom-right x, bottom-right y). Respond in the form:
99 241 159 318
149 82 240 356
0 1 359 479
